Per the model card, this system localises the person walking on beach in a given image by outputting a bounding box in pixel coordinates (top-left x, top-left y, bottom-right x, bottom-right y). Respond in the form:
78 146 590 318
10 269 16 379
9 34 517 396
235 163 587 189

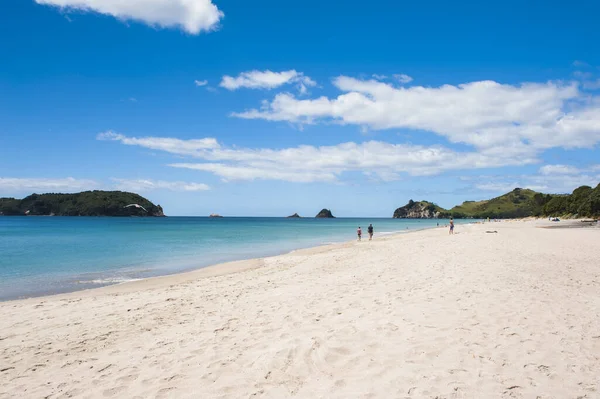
449 218 455 235
368 224 374 240
357 226 362 241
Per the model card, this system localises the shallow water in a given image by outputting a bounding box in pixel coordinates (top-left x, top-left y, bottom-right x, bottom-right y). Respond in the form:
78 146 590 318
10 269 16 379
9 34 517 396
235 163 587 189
0 216 463 300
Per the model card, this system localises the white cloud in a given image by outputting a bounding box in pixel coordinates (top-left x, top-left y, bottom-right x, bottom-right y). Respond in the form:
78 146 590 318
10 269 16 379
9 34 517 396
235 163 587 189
220 70 316 93
0 177 99 193
573 70 600 91
232 77 600 152
98 131 220 156
0 176 211 195
99 132 538 183
583 79 600 90
539 164 581 175
169 163 338 183
573 60 590 67
112 178 210 192
471 164 600 194
194 80 208 87
574 71 593 79
475 181 547 193
372 74 388 80
35 0 223 34
393 74 413 84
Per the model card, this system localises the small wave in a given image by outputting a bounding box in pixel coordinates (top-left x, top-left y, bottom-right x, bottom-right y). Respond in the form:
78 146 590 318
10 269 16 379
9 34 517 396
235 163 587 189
77 277 141 285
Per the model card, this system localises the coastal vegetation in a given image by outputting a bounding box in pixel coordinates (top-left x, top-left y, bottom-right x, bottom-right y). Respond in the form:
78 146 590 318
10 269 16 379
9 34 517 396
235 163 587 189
394 185 600 219
0 191 165 217
392 200 446 219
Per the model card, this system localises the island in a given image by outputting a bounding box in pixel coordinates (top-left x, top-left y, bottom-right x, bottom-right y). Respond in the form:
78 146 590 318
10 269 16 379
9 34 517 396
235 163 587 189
287 213 301 218
393 185 600 219
0 191 165 217
209 214 224 218
315 209 335 218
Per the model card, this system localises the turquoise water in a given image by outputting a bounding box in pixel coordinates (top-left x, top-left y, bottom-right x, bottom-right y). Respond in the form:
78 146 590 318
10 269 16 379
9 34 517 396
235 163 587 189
0 217 462 300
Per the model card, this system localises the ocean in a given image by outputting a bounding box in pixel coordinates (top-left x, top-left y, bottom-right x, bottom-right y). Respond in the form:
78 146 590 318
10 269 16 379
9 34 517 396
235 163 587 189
0 217 463 300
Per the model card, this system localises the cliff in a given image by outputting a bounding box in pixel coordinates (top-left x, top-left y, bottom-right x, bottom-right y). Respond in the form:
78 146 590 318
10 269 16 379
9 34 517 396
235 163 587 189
315 209 335 218
0 191 165 217
393 200 444 219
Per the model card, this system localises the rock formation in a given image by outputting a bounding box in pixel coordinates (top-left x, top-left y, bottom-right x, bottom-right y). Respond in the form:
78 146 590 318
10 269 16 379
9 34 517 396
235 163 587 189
393 200 443 219
315 209 335 218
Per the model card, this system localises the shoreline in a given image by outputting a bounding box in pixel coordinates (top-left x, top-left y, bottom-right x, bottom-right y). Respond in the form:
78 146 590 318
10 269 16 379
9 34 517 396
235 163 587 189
1 222 461 303
5 218 590 303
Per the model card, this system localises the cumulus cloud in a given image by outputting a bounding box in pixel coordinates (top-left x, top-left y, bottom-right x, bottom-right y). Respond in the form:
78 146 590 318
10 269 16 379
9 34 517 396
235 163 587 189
475 181 547 193
97 131 220 156
539 164 581 175
393 74 413 84
112 178 210 192
0 176 210 195
573 69 600 91
583 79 600 90
232 77 600 152
169 163 338 183
99 132 538 183
0 177 99 193
220 70 316 93
194 80 208 87
471 164 600 194
372 74 388 80
35 0 223 34
572 60 590 67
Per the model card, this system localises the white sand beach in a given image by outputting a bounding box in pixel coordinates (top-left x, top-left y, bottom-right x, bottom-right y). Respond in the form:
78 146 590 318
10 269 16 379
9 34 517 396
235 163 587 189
1 221 599 398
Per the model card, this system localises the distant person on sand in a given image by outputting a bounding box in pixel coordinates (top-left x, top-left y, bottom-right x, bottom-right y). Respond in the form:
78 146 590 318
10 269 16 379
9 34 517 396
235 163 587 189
368 224 374 240
449 218 455 235
357 226 362 241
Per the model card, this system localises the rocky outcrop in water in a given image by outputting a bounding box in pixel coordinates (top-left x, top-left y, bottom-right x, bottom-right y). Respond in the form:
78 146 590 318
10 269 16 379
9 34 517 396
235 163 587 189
315 209 335 218
287 213 301 218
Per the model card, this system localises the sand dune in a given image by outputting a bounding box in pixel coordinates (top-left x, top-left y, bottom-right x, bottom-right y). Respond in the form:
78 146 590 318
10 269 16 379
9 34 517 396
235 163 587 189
1 221 599 398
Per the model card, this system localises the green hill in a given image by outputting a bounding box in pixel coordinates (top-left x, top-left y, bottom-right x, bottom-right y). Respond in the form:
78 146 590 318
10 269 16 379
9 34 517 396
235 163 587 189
0 191 165 217
449 188 553 219
393 184 600 219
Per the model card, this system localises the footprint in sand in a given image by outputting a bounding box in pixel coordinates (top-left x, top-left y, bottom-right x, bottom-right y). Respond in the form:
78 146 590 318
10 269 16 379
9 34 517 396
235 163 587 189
117 373 139 384
102 385 126 397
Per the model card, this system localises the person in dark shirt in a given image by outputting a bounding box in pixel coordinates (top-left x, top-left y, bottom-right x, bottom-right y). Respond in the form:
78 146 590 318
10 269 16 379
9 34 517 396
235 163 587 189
367 224 374 240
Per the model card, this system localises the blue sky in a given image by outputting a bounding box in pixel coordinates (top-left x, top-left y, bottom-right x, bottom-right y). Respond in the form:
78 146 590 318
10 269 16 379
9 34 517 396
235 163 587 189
1 0 600 216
